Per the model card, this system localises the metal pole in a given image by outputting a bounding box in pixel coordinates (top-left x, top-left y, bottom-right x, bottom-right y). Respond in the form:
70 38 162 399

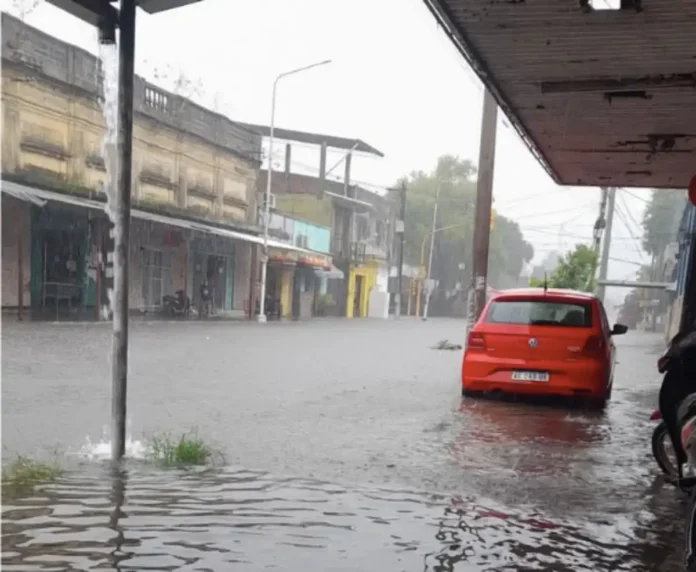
17 210 24 321
111 0 136 462
596 187 615 302
395 182 406 318
257 60 331 323
257 78 277 324
467 89 498 329
422 181 440 321
416 235 427 318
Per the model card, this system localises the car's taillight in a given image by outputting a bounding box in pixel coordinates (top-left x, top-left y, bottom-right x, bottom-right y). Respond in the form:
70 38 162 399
582 335 604 357
467 331 486 350
682 418 696 450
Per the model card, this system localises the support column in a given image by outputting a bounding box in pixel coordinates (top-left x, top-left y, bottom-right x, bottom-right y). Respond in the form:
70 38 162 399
94 218 103 321
111 0 136 462
395 182 406 318
467 89 498 329
248 244 259 319
17 211 24 321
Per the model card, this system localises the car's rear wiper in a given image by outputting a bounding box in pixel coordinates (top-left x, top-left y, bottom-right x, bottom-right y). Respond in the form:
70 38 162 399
529 319 560 326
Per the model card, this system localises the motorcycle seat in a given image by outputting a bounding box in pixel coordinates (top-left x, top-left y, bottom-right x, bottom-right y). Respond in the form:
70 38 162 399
678 393 696 424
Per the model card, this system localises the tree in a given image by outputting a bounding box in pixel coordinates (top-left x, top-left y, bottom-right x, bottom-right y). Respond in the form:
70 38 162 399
529 244 597 292
399 155 535 304
642 189 687 258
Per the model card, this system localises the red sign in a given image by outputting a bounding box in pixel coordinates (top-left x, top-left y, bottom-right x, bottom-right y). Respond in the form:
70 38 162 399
298 255 331 270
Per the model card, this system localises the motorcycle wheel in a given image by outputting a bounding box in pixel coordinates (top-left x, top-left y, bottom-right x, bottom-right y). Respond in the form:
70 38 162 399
685 488 696 571
652 421 679 478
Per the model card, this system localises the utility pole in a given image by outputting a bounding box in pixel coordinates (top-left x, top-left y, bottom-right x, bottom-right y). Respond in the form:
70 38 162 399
596 187 615 302
422 181 441 321
111 0 136 462
394 182 407 318
466 89 498 332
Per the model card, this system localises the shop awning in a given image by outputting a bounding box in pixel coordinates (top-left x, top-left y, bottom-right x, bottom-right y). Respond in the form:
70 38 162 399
1 180 307 253
315 264 345 279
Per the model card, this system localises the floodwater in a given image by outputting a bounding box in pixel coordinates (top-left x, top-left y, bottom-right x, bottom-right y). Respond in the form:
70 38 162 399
1 319 688 570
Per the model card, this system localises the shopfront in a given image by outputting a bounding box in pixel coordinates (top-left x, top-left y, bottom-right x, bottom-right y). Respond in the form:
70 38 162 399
268 249 332 319
189 235 235 315
30 202 95 318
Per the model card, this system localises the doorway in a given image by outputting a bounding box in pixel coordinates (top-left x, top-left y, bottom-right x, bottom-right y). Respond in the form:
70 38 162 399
354 275 364 317
193 252 234 313
40 228 87 314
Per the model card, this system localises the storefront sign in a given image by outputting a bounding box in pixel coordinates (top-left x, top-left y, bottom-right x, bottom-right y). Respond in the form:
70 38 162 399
298 254 331 270
268 248 299 266
268 248 331 270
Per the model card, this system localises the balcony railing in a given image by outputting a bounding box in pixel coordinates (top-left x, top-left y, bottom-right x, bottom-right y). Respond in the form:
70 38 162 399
350 242 366 264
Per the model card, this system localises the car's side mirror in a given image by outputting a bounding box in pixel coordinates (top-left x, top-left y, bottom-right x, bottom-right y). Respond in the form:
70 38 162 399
611 323 628 336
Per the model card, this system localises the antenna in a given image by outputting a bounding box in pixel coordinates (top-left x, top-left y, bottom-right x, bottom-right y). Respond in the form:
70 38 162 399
543 273 548 294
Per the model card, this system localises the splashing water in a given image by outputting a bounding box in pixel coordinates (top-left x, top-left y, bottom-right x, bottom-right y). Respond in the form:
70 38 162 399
78 425 148 460
98 42 119 321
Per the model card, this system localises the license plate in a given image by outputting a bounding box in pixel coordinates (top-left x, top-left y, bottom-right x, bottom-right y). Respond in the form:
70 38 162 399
511 371 549 382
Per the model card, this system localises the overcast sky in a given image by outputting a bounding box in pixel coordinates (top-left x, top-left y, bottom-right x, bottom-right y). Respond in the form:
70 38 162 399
4 0 668 311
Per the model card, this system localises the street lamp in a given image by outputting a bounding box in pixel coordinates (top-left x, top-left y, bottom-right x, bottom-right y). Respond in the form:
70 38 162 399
257 59 332 323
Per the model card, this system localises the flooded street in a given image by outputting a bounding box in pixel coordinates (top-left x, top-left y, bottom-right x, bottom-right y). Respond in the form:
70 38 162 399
1 319 687 570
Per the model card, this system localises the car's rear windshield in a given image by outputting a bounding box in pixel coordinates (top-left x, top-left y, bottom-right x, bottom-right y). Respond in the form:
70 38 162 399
484 299 593 327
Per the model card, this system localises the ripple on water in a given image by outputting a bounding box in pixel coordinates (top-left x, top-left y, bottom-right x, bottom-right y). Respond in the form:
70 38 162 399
0 465 685 571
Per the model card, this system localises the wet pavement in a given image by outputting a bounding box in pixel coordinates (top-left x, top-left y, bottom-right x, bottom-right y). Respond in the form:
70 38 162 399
1 318 689 570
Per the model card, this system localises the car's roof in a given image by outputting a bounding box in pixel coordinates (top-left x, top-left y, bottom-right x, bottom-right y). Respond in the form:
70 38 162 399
491 288 597 303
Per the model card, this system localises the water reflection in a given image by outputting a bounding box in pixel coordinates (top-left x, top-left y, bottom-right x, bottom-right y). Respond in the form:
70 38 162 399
108 466 128 571
0 465 685 571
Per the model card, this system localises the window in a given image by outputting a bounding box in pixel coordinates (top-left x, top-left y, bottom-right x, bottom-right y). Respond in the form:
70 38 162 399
485 299 592 327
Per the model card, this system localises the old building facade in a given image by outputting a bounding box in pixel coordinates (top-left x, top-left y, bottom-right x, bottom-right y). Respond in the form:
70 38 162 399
1 14 305 319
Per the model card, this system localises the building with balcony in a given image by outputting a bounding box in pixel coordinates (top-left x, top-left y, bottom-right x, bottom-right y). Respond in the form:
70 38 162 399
256 168 396 318
248 126 394 318
0 14 301 320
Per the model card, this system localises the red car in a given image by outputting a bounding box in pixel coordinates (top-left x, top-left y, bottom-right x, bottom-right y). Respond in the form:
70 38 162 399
461 288 628 408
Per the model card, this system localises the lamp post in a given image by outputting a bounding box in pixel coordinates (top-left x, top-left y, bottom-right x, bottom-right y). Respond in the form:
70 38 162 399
416 221 465 318
257 59 332 323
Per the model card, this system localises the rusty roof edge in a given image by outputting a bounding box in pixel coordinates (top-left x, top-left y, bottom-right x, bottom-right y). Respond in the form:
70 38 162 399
421 0 561 185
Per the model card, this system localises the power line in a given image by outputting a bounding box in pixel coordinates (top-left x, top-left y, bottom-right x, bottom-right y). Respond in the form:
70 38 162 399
613 202 646 261
617 190 643 231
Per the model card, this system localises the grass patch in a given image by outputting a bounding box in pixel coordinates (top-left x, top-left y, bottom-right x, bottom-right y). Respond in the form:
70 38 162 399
146 431 219 467
2 456 62 498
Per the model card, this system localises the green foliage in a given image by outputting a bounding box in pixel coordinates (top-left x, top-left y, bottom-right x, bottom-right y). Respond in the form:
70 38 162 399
641 189 686 257
400 155 534 291
146 431 220 467
2 455 62 498
528 244 597 292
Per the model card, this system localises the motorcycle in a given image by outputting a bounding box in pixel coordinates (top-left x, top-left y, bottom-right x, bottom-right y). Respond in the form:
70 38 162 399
652 325 696 570
651 333 696 480
681 395 696 570
651 407 679 478
162 290 190 318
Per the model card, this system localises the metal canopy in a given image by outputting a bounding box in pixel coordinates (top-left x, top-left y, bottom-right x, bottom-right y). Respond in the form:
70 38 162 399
424 0 696 189
0 180 310 254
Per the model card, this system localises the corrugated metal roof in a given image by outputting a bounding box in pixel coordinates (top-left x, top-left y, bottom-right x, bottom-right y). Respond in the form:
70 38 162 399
424 0 696 189
237 123 384 157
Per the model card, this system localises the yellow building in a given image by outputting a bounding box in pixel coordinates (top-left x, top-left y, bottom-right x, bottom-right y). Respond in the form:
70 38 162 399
0 13 290 320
